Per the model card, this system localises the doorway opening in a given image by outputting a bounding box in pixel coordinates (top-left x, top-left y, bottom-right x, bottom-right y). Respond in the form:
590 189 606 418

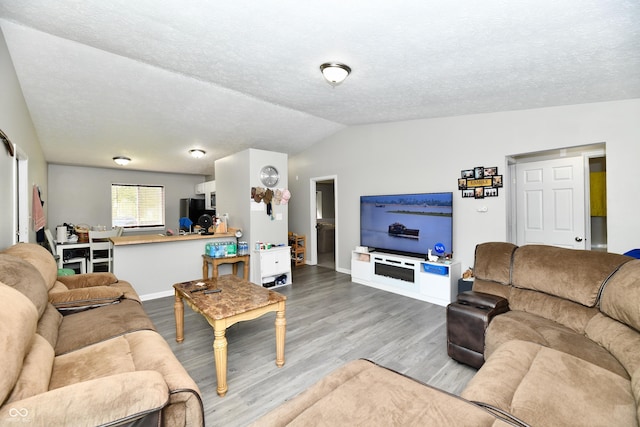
507 143 606 251
310 176 337 270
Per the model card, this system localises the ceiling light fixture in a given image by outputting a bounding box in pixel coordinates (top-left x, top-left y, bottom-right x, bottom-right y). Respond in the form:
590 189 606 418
189 149 206 159
320 63 351 86
112 156 131 166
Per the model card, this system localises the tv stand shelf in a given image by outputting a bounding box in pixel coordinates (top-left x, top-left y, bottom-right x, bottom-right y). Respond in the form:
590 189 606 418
351 250 460 306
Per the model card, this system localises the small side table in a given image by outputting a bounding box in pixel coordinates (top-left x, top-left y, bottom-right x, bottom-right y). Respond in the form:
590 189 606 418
202 254 250 280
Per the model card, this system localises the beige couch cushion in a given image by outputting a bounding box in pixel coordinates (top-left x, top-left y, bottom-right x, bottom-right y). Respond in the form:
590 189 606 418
0 283 39 403
600 259 640 331
54 299 155 355
5 334 55 403
486 311 628 378
511 245 630 307
0 254 49 317
48 286 124 309
49 330 203 427
251 359 516 427
586 312 640 379
508 287 598 333
2 243 58 291
462 340 637 427
473 242 517 285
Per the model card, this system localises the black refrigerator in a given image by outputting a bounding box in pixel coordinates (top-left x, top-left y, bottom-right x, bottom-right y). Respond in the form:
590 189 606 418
179 198 215 230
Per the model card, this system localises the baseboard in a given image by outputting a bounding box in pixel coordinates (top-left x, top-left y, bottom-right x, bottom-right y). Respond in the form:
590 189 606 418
140 289 174 301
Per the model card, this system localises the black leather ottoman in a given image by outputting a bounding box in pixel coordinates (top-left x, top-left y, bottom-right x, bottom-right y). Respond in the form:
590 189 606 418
446 291 509 369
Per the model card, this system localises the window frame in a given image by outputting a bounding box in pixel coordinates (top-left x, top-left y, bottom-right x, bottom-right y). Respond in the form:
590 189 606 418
111 183 166 230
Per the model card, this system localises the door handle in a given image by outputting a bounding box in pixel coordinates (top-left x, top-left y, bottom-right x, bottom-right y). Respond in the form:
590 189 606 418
575 237 583 242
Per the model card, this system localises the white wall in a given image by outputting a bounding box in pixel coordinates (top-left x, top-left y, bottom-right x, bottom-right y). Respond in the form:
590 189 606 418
0 28 47 249
215 148 289 249
48 164 206 233
289 99 640 273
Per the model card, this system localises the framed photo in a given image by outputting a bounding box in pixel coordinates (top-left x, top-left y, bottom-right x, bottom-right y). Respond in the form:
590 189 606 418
474 187 484 199
462 189 474 198
458 178 467 190
474 166 484 179
484 187 498 197
484 166 497 176
492 175 503 188
461 169 474 179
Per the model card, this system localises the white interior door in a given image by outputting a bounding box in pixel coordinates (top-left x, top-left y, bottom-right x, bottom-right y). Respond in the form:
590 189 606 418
516 156 586 249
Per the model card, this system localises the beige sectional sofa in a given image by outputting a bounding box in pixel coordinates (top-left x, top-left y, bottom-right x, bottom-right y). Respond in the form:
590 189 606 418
253 243 640 427
0 243 204 426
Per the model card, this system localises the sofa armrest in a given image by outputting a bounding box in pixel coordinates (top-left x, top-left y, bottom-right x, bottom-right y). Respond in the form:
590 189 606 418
49 286 124 309
57 272 119 289
56 272 118 289
0 371 168 426
457 291 509 312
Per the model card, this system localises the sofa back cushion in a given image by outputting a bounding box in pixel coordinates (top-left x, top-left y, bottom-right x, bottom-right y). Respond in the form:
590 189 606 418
472 242 517 298
600 259 640 332
2 243 58 291
0 254 49 318
511 245 630 307
509 287 599 333
586 313 640 379
0 283 39 404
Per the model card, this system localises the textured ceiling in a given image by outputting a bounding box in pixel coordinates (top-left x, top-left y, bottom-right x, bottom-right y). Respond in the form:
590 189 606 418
1 0 639 175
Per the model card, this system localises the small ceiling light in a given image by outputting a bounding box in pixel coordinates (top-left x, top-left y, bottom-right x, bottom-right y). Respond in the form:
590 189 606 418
189 149 206 159
320 63 351 86
112 156 131 166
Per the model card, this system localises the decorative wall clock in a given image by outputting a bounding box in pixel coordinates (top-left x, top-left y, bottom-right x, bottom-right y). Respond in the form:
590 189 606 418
260 165 280 188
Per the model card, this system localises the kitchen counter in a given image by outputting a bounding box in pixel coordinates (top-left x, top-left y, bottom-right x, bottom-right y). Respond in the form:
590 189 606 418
111 230 237 246
112 229 244 299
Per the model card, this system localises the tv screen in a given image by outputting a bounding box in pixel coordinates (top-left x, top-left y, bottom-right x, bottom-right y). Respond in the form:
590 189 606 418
360 192 453 258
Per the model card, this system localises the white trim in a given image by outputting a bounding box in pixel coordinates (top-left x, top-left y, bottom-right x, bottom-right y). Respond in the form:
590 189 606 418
309 175 338 270
140 289 174 301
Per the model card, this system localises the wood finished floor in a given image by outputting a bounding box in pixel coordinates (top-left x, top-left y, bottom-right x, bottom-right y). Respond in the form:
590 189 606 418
143 265 476 427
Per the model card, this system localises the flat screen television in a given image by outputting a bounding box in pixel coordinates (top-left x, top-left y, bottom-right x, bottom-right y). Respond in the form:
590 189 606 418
360 192 453 258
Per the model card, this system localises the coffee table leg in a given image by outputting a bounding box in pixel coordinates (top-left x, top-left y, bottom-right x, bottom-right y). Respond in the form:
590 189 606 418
213 323 228 396
275 302 286 367
174 290 184 343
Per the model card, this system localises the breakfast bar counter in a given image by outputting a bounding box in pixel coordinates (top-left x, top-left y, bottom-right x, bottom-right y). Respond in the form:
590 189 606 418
111 231 237 246
112 230 242 300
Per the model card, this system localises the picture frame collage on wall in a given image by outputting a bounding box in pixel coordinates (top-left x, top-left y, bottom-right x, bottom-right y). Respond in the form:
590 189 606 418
458 166 503 199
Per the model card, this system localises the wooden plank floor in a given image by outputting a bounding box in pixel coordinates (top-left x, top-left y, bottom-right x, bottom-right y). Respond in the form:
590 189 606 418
143 265 477 427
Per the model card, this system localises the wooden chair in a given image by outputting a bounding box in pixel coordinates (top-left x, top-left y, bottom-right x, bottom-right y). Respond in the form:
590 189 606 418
44 228 86 273
88 229 118 273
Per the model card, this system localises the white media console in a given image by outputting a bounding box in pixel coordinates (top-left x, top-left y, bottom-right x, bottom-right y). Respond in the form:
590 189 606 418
351 250 461 307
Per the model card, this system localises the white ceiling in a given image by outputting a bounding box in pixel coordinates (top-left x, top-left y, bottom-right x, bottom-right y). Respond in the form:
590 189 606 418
1 1 639 175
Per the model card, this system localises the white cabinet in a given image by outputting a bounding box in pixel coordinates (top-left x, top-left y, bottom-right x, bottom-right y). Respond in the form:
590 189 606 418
204 181 216 210
351 251 371 282
195 182 205 195
419 261 461 306
251 246 291 288
350 249 460 307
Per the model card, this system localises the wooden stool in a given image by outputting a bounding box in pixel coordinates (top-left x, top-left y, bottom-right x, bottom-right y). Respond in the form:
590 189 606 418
202 254 250 280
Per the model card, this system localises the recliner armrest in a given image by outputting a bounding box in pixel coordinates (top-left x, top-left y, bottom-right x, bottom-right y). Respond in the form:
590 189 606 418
456 291 509 312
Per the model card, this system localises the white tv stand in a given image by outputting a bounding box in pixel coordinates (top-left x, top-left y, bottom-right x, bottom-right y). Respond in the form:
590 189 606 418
351 250 460 307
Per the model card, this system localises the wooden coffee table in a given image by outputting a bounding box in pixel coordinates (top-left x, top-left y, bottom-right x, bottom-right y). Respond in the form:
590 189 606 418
173 275 286 397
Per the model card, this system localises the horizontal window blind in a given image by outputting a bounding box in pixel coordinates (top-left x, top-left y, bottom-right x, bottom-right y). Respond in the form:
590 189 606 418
111 184 165 228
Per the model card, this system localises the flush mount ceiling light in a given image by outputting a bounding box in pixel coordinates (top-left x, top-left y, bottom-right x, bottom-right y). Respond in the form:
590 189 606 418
320 63 351 86
112 156 131 166
189 149 206 159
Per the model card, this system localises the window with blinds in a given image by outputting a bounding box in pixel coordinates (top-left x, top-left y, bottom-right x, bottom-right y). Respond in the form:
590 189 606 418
111 184 165 228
